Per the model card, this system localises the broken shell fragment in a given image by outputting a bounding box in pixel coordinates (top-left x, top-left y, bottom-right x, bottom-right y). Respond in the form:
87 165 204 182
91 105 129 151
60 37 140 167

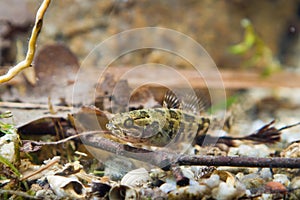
168 183 208 200
180 167 195 181
212 170 236 185
109 184 139 200
46 175 86 199
212 181 243 200
159 182 177 194
280 142 300 158
121 168 151 187
202 174 220 188
91 181 111 198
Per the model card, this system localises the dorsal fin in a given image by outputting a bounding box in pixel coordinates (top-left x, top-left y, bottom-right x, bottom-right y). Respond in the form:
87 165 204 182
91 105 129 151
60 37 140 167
163 89 207 114
163 90 180 109
181 92 202 114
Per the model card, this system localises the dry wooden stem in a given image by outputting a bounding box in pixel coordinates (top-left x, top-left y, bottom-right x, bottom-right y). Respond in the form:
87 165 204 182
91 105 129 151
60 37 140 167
21 129 300 169
0 0 51 84
24 131 103 146
82 133 300 168
0 189 39 199
20 156 60 181
0 101 72 111
177 155 300 168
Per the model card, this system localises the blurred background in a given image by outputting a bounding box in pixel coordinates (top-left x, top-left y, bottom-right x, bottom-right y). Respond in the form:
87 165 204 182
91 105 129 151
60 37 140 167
1 0 300 70
2 0 300 140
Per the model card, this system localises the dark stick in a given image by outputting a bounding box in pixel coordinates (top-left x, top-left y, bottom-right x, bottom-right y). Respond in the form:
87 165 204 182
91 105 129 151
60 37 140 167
82 133 176 168
82 133 300 168
177 155 300 168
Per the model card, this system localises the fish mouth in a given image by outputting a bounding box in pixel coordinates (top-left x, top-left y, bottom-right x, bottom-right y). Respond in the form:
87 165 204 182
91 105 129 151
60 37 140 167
106 122 116 131
106 123 123 135
121 131 146 143
106 123 144 142
115 128 144 142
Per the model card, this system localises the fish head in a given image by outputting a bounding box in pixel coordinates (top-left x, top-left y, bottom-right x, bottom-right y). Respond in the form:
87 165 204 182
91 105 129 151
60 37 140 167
106 109 161 143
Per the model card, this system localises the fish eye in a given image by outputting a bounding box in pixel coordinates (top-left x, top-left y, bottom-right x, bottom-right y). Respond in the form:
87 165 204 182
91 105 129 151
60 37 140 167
124 118 134 128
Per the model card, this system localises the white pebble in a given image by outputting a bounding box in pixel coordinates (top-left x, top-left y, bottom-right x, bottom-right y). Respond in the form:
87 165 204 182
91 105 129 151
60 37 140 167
273 174 290 186
259 168 273 180
202 174 220 188
181 167 195 181
229 144 271 157
212 182 238 200
160 182 176 193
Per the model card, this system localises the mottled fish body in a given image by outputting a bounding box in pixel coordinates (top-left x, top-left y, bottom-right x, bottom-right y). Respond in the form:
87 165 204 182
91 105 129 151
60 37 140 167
106 90 210 147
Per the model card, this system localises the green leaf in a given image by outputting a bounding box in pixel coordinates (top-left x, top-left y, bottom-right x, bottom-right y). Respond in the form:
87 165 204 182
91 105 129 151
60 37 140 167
0 155 21 177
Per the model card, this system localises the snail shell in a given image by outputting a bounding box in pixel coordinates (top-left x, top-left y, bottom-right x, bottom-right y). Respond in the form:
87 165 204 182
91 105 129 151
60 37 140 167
121 168 151 187
47 175 86 199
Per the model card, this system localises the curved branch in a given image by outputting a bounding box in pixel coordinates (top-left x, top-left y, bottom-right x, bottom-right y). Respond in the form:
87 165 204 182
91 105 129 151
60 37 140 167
81 132 300 169
0 0 51 84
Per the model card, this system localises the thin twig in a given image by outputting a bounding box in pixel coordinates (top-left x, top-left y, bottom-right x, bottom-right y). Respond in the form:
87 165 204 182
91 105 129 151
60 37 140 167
0 0 51 84
21 131 104 153
0 101 72 111
20 156 60 181
27 130 105 146
278 121 300 131
0 189 40 199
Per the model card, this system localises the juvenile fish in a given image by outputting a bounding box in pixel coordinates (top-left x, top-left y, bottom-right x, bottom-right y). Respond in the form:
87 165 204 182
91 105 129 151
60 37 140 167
106 90 210 147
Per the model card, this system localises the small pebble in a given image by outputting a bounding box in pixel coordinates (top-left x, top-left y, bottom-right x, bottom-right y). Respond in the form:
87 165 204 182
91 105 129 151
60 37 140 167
202 174 220 188
160 182 176 194
212 181 239 200
259 168 273 180
273 174 290 186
